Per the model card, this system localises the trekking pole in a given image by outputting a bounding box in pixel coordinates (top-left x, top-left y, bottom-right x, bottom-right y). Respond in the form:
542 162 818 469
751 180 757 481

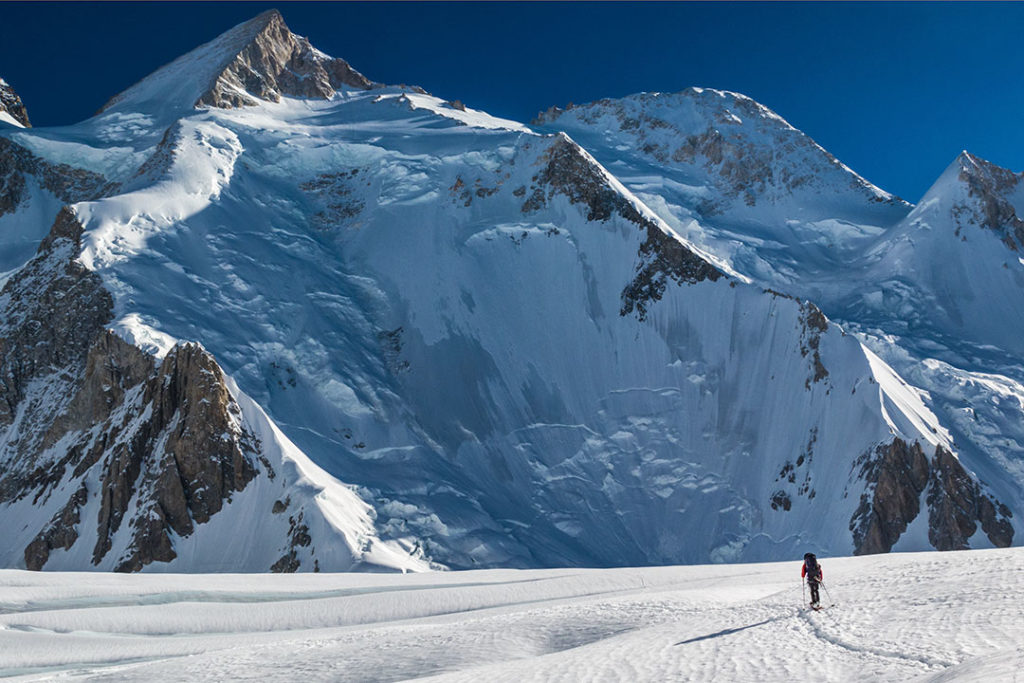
819 580 835 606
802 580 806 606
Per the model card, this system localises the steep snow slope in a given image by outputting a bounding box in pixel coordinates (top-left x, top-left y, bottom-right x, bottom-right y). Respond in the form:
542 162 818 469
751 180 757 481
1 547 1022 681
0 11 1015 572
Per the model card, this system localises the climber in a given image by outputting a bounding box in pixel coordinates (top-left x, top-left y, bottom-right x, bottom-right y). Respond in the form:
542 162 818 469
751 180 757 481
802 552 823 608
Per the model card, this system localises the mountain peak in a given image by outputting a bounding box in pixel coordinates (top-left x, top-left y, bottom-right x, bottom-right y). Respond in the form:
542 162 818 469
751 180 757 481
99 9 374 118
0 77 30 127
954 150 1017 186
913 150 1024 251
923 150 1022 206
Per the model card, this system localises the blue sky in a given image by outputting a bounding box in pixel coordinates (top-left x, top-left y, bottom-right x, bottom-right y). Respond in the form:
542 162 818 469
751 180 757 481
1 2 1020 201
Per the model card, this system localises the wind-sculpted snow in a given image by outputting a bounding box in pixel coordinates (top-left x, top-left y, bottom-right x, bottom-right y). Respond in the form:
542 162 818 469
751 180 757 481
0 10 1017 572
0 548 1022 681
535 88 902 209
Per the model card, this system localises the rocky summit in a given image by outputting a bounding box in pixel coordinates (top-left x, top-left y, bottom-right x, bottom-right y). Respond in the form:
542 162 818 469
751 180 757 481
0 10 1019 573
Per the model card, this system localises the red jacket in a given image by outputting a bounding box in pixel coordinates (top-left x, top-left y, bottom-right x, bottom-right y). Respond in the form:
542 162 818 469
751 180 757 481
802 564 823 580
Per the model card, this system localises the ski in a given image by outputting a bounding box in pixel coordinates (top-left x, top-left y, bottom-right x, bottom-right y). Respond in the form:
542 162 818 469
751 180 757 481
804 603 836 612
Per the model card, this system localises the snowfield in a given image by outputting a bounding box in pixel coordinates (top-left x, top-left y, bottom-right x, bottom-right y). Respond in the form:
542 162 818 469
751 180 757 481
2 548 1022 681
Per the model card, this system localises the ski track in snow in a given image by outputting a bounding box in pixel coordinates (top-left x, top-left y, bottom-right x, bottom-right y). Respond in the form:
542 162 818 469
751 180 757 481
1 548 1022 682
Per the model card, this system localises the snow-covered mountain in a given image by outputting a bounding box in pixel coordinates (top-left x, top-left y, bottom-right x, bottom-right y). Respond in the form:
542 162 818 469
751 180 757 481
0 10 1017 573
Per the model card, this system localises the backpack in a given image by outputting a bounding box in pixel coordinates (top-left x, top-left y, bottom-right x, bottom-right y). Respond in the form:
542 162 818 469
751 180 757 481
804 552 819 579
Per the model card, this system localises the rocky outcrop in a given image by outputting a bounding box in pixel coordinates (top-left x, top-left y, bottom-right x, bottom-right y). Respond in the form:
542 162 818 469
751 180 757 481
195 9 374 109
85 336 260 572
0 137 109 217
0 77 30 127
299 168 367 229
927 447 1014 551
520 134 724 320
798 301 829 387
20 332 263 572
954 151 1024 251
0 207 113 434
850 439 930 555
23 485 87 570
271 509 314 573
850 438 1013 555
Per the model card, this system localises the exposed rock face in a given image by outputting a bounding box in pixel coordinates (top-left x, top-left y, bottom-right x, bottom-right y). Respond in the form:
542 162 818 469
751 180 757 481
0 137 109 217
851 438 1013 555
927 447 1014 550
520 134 724 319
954 151 1024 251
850 439 930 555
23 485 87 571
195 9 374 109
0 207 264 571
84 336 260 572
0 77 30 127
798 301 829 387
0 207 113 433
